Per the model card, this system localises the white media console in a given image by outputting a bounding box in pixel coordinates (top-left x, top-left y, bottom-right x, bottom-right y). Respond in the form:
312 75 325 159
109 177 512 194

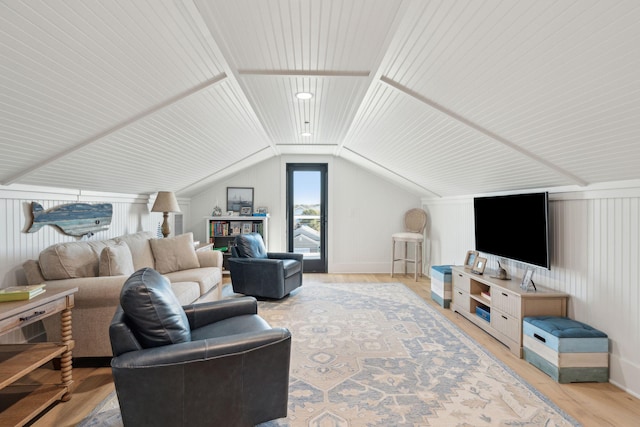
451 266 569 357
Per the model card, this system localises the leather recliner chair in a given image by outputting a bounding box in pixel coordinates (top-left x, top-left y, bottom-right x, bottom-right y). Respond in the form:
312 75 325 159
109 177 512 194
109 267 291 427
228 232 303 299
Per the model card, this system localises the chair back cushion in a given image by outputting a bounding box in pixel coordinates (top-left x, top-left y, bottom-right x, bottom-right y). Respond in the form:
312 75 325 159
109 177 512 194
233 233 268 259
119 267 191 348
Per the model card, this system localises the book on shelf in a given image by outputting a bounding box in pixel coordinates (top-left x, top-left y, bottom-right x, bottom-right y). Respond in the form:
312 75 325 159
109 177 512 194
480 290 491 301
0 284 46 302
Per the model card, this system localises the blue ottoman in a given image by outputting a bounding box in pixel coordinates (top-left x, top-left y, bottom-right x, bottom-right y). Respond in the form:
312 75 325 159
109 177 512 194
430 265 452 308
523 316 608 383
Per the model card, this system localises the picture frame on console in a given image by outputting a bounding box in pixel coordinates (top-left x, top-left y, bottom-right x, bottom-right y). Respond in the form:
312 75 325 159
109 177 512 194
520 267 535 291
471 256 487 275
464 250 479 269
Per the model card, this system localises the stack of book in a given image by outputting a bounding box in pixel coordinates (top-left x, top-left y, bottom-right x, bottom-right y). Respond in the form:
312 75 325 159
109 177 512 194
0 284 46 302
481 290 491 301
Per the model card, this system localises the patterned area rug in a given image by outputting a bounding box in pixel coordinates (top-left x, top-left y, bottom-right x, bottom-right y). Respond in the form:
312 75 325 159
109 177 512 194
80 282 579 426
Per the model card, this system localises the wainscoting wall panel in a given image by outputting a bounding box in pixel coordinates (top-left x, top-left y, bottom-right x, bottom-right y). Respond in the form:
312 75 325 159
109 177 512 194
423 184 640 398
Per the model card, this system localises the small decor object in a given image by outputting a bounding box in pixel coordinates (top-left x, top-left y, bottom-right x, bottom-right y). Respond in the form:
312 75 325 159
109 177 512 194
27 202 113 237
212 205 223 216
151 191 181 238
520 267 536 291
254 207 268 216
464 250 479 269
226 211 234 216
227 187 254 214
242 222 252 234
0 284 46 302
471 256 487 275
491 259 510 280
240 206 252 216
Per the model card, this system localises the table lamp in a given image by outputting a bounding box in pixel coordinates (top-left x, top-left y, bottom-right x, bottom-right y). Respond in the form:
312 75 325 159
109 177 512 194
151 191 181 238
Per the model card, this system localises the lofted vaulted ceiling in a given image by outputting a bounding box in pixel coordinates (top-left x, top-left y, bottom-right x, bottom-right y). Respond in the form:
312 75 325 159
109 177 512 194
2 0 639 198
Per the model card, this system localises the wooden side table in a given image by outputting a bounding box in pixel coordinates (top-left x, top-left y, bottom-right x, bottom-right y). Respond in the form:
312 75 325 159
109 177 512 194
0 286 77 426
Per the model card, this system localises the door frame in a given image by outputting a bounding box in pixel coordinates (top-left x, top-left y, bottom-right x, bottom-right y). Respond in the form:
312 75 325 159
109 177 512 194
286 163 328 273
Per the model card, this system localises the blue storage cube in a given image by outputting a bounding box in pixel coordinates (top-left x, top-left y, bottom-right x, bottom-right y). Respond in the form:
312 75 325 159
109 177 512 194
475 305 490 322
430 265 453 308
523 316 608 383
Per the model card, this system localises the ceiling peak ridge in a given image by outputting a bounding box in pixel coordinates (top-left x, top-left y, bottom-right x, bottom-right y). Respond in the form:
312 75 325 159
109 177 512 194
2 73 228 187
379 76 589 187
237 69 370 77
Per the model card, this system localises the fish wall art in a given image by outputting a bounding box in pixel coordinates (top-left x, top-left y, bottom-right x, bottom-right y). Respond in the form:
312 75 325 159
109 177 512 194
27 202 113 237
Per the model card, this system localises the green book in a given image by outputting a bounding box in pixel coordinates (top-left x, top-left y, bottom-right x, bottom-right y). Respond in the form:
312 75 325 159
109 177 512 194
0 284 46 302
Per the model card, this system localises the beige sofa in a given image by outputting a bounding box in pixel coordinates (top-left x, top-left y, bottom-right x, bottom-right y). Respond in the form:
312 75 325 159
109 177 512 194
22 231 223 358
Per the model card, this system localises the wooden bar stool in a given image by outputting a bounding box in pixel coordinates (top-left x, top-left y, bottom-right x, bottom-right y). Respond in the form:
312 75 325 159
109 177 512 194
391 208 427 281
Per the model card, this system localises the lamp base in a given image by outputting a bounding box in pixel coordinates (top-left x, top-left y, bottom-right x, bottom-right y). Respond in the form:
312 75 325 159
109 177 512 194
161 212 170 238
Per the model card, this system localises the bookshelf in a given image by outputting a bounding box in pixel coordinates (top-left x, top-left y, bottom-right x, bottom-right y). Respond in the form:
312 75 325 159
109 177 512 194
205 215 269 272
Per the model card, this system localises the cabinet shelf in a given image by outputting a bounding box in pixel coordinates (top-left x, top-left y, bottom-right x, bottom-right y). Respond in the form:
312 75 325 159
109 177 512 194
451 266 568 357
0 287 77 426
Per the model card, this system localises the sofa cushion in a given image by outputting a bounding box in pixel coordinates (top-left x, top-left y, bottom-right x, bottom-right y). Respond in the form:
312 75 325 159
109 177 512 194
120 268 191 348
23 259 45 285
115 231 155 271
99 241 135 277
150 232 200 274
164 267 222 296
39 240 115 280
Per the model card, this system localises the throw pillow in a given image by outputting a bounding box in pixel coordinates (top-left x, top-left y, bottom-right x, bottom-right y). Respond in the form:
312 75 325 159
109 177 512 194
149 232 200 274
99 241 135 276
120 267 191 348
115 231 156 271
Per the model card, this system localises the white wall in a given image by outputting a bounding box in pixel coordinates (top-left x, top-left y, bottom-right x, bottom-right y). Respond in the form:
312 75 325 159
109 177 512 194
188 155 422 273
422 183 640 398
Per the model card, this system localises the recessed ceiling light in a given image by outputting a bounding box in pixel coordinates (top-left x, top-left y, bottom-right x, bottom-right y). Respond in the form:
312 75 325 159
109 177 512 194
295 92 314 100
300 132 312 137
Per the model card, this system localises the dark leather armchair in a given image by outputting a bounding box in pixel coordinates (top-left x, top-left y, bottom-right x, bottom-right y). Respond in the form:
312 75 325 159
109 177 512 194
109 268 291 427
228 232 303 299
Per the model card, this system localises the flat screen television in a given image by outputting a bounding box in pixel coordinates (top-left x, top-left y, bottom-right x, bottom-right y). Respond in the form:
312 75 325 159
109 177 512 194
473 192 550 269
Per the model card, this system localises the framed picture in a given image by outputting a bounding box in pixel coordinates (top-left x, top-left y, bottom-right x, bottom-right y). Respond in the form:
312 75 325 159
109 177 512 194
227 187 254 213
240 206 252 216
241 222 252 234
464 250 479 269
520 267 535 291
471 256 487 275
230 221 242 235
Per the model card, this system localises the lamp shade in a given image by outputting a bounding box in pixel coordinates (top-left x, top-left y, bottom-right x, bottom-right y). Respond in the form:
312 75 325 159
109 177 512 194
151 191 181 213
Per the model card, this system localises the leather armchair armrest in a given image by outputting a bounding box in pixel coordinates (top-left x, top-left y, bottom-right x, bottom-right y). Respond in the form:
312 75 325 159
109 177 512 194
267 252 304 262
111 327 291 368
183 296 257 329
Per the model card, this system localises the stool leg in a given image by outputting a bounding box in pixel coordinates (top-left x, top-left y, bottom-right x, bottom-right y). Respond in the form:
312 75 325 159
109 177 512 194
404 241 408 275
415 241 422 281
391 238 395 277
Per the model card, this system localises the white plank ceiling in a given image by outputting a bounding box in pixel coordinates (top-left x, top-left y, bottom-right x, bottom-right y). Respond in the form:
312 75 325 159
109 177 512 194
2 0 639 198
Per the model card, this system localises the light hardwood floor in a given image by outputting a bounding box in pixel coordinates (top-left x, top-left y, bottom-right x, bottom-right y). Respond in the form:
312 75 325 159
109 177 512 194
26 274 640 427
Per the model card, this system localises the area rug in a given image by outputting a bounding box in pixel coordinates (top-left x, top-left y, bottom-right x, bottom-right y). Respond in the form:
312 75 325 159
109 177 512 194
79 282 579 426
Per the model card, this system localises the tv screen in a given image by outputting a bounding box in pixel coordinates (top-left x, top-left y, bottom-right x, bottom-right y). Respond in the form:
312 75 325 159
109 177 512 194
474 192 550 269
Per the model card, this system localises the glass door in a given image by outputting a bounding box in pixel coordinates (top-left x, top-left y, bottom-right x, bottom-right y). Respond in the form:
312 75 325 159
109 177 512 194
286 163 327 273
